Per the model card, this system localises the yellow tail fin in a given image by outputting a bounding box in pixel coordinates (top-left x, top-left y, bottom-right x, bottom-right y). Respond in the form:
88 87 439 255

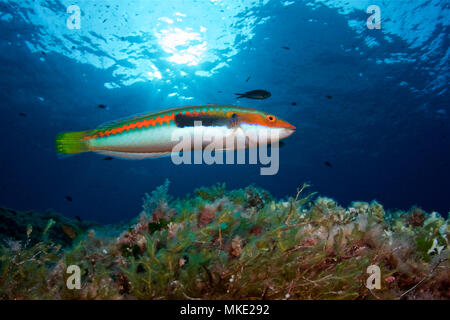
55 131 91 156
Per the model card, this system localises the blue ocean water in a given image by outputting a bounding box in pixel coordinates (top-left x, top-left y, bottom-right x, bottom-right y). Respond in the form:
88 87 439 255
0 0 448 223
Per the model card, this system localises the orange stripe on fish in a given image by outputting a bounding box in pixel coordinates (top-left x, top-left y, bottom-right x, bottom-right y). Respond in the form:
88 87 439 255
83 113 176 140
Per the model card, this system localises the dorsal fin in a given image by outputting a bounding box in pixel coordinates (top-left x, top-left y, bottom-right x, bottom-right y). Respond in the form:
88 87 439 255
94 105 263 131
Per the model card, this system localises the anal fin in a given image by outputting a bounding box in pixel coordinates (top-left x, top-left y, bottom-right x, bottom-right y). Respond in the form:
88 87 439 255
96 151 171 160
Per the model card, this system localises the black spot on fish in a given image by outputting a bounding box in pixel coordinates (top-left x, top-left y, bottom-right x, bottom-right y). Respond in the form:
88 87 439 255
324 161 333 168
326 95 333 99
19 112 27 117
103 156 114 161
98 104 107 109
175 113 229 128
291 102 297 106
65 196 73 202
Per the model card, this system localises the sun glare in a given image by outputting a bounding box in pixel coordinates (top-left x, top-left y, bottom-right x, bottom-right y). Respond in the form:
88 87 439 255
156 25 207 66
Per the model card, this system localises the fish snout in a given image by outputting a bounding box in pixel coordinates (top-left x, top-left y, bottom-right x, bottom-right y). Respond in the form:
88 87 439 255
275 119 296 131
276 120 296 139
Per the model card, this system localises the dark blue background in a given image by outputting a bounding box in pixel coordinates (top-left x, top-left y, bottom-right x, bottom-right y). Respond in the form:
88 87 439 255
0 1 448 222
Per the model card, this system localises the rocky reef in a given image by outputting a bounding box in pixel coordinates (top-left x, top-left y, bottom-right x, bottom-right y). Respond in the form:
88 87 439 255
0 181 449 300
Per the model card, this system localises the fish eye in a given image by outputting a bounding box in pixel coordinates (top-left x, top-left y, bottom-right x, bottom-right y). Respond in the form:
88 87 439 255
266 114 276 122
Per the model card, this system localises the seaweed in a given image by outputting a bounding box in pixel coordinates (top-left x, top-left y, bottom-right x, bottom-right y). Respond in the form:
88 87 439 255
0 182 448 300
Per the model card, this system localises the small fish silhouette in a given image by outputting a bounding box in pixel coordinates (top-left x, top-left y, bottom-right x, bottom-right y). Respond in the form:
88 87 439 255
75 216 82 222
98 104 108 109
103 156 114 161
65 196 73 202
281 46 290 50
291 102 297 106
326 95 333 99
19 112 27 117
235 90 271 100
324 161 333 168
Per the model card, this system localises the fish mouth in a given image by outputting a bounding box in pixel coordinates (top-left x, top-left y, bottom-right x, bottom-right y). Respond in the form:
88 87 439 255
280 127 296 139
276 120 296 131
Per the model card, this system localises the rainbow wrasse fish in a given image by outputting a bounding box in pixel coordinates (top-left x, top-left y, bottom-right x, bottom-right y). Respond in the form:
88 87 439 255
56 104 296 159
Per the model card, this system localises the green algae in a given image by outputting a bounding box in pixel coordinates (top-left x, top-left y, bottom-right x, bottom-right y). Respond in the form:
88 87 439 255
0 182 449 300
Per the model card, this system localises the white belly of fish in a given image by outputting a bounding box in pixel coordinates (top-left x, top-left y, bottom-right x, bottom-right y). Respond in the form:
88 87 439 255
88 125 238 154
87 124 283 159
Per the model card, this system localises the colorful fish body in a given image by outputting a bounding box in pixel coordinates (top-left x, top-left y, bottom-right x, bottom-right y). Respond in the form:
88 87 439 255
56 105 295 159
